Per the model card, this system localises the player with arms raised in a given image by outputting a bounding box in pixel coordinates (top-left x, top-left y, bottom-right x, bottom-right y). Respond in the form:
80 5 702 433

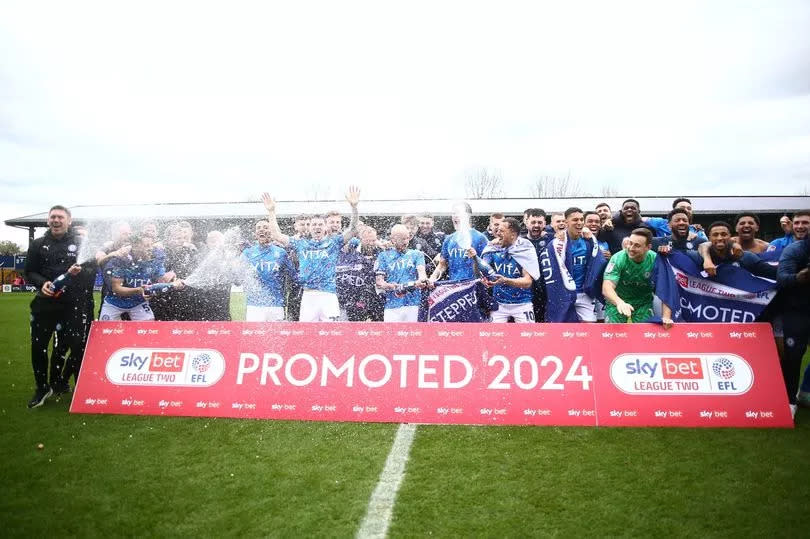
241 220 295 322
263 186 361 321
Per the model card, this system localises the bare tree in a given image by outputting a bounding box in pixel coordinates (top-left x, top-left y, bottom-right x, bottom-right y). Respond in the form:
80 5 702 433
529 171 583 197
464 168 504 199
600 184 619 197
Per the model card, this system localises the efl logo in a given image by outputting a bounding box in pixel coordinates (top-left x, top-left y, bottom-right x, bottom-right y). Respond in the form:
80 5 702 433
150 351 185 372
661 358 703 379
674 271 688 289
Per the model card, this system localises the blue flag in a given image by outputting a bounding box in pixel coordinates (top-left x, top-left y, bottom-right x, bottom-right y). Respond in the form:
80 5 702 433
661 250 777 323
759 243 783 264
649 253 683 323
419 279 498 322
541 235 607 322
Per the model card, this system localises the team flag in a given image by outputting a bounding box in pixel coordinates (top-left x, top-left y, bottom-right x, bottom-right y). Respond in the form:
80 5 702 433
661 250 777 323
419 279 498 322
541 235 608 322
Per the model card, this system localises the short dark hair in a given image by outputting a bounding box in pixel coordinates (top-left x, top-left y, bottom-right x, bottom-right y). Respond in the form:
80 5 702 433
630 228 653 245
621 199 640 210
49 205 71 217
672 197 691 208
667 208 690 222
295 214 311 221
564 207 584 219
708 221 732 234
419 213 434 220
794 210 810 219
490 213 505 220
595 202 611 211
584 211 599 220
502 217 521 234
734 212 760 227
526 208 546 218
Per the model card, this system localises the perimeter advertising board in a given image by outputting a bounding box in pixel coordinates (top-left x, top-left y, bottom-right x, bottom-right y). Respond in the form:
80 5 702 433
71 322 792 428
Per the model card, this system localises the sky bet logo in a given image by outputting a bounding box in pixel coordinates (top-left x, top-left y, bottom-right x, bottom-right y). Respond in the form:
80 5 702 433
610 353 753 396
119 350 185 372
106 348 225 387
624 358 703 381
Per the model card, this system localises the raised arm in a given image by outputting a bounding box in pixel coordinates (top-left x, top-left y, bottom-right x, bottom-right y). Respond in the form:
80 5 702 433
342 185 361 243
261 192 290 247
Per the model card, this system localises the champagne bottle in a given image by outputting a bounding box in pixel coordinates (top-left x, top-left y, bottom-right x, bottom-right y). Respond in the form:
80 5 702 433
474 256 498 281
144 282 175 296
49 272 71 297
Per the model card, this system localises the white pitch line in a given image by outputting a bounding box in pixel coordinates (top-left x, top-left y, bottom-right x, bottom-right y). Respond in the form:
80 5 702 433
356 423 417 539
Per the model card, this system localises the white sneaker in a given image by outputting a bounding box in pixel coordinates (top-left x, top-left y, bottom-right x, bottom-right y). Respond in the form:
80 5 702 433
790 404 797 419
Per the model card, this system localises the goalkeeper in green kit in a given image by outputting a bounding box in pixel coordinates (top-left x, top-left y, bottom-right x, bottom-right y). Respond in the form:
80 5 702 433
602 228 675 329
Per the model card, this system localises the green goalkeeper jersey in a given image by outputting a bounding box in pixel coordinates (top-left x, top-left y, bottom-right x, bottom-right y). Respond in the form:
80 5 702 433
603 249 657 323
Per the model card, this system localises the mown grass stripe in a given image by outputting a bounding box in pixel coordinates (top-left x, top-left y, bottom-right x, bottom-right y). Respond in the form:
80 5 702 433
356 423 417 539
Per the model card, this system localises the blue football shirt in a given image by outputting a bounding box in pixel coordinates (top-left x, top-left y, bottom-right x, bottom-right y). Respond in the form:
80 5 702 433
482 250 533 305
105 256 167 309
441 229 489 280
290 235 345 293
569 237 588 292
375 248 425 308
241 243 294 307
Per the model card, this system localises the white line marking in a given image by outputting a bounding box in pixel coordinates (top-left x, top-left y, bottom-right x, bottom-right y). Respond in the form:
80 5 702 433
356 423 417 539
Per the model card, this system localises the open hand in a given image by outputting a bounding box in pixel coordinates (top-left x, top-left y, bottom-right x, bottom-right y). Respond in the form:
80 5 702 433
261 192 276 213
345 185 361 207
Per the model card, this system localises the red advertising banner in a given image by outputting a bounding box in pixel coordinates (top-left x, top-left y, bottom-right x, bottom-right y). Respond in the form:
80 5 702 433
71 322 793 428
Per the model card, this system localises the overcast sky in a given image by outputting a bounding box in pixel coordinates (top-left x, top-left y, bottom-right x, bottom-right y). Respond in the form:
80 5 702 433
2 1 810 246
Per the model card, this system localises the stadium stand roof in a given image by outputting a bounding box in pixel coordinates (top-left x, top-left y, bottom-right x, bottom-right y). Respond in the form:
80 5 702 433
5 196 809 230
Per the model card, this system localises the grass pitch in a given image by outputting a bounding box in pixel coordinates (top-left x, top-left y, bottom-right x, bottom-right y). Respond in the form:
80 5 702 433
2 293 809 537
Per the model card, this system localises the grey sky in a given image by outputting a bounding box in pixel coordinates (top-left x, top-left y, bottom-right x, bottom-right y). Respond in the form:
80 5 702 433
2 1 810 246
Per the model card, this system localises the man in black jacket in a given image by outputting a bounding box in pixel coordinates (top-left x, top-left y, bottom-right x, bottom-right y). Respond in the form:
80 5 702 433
599 198 654 254
24 205 95 408
413 213 445 276
776 213 810 418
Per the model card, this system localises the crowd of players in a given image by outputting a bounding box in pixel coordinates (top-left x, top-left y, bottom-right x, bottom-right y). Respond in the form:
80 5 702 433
23 193 810 418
